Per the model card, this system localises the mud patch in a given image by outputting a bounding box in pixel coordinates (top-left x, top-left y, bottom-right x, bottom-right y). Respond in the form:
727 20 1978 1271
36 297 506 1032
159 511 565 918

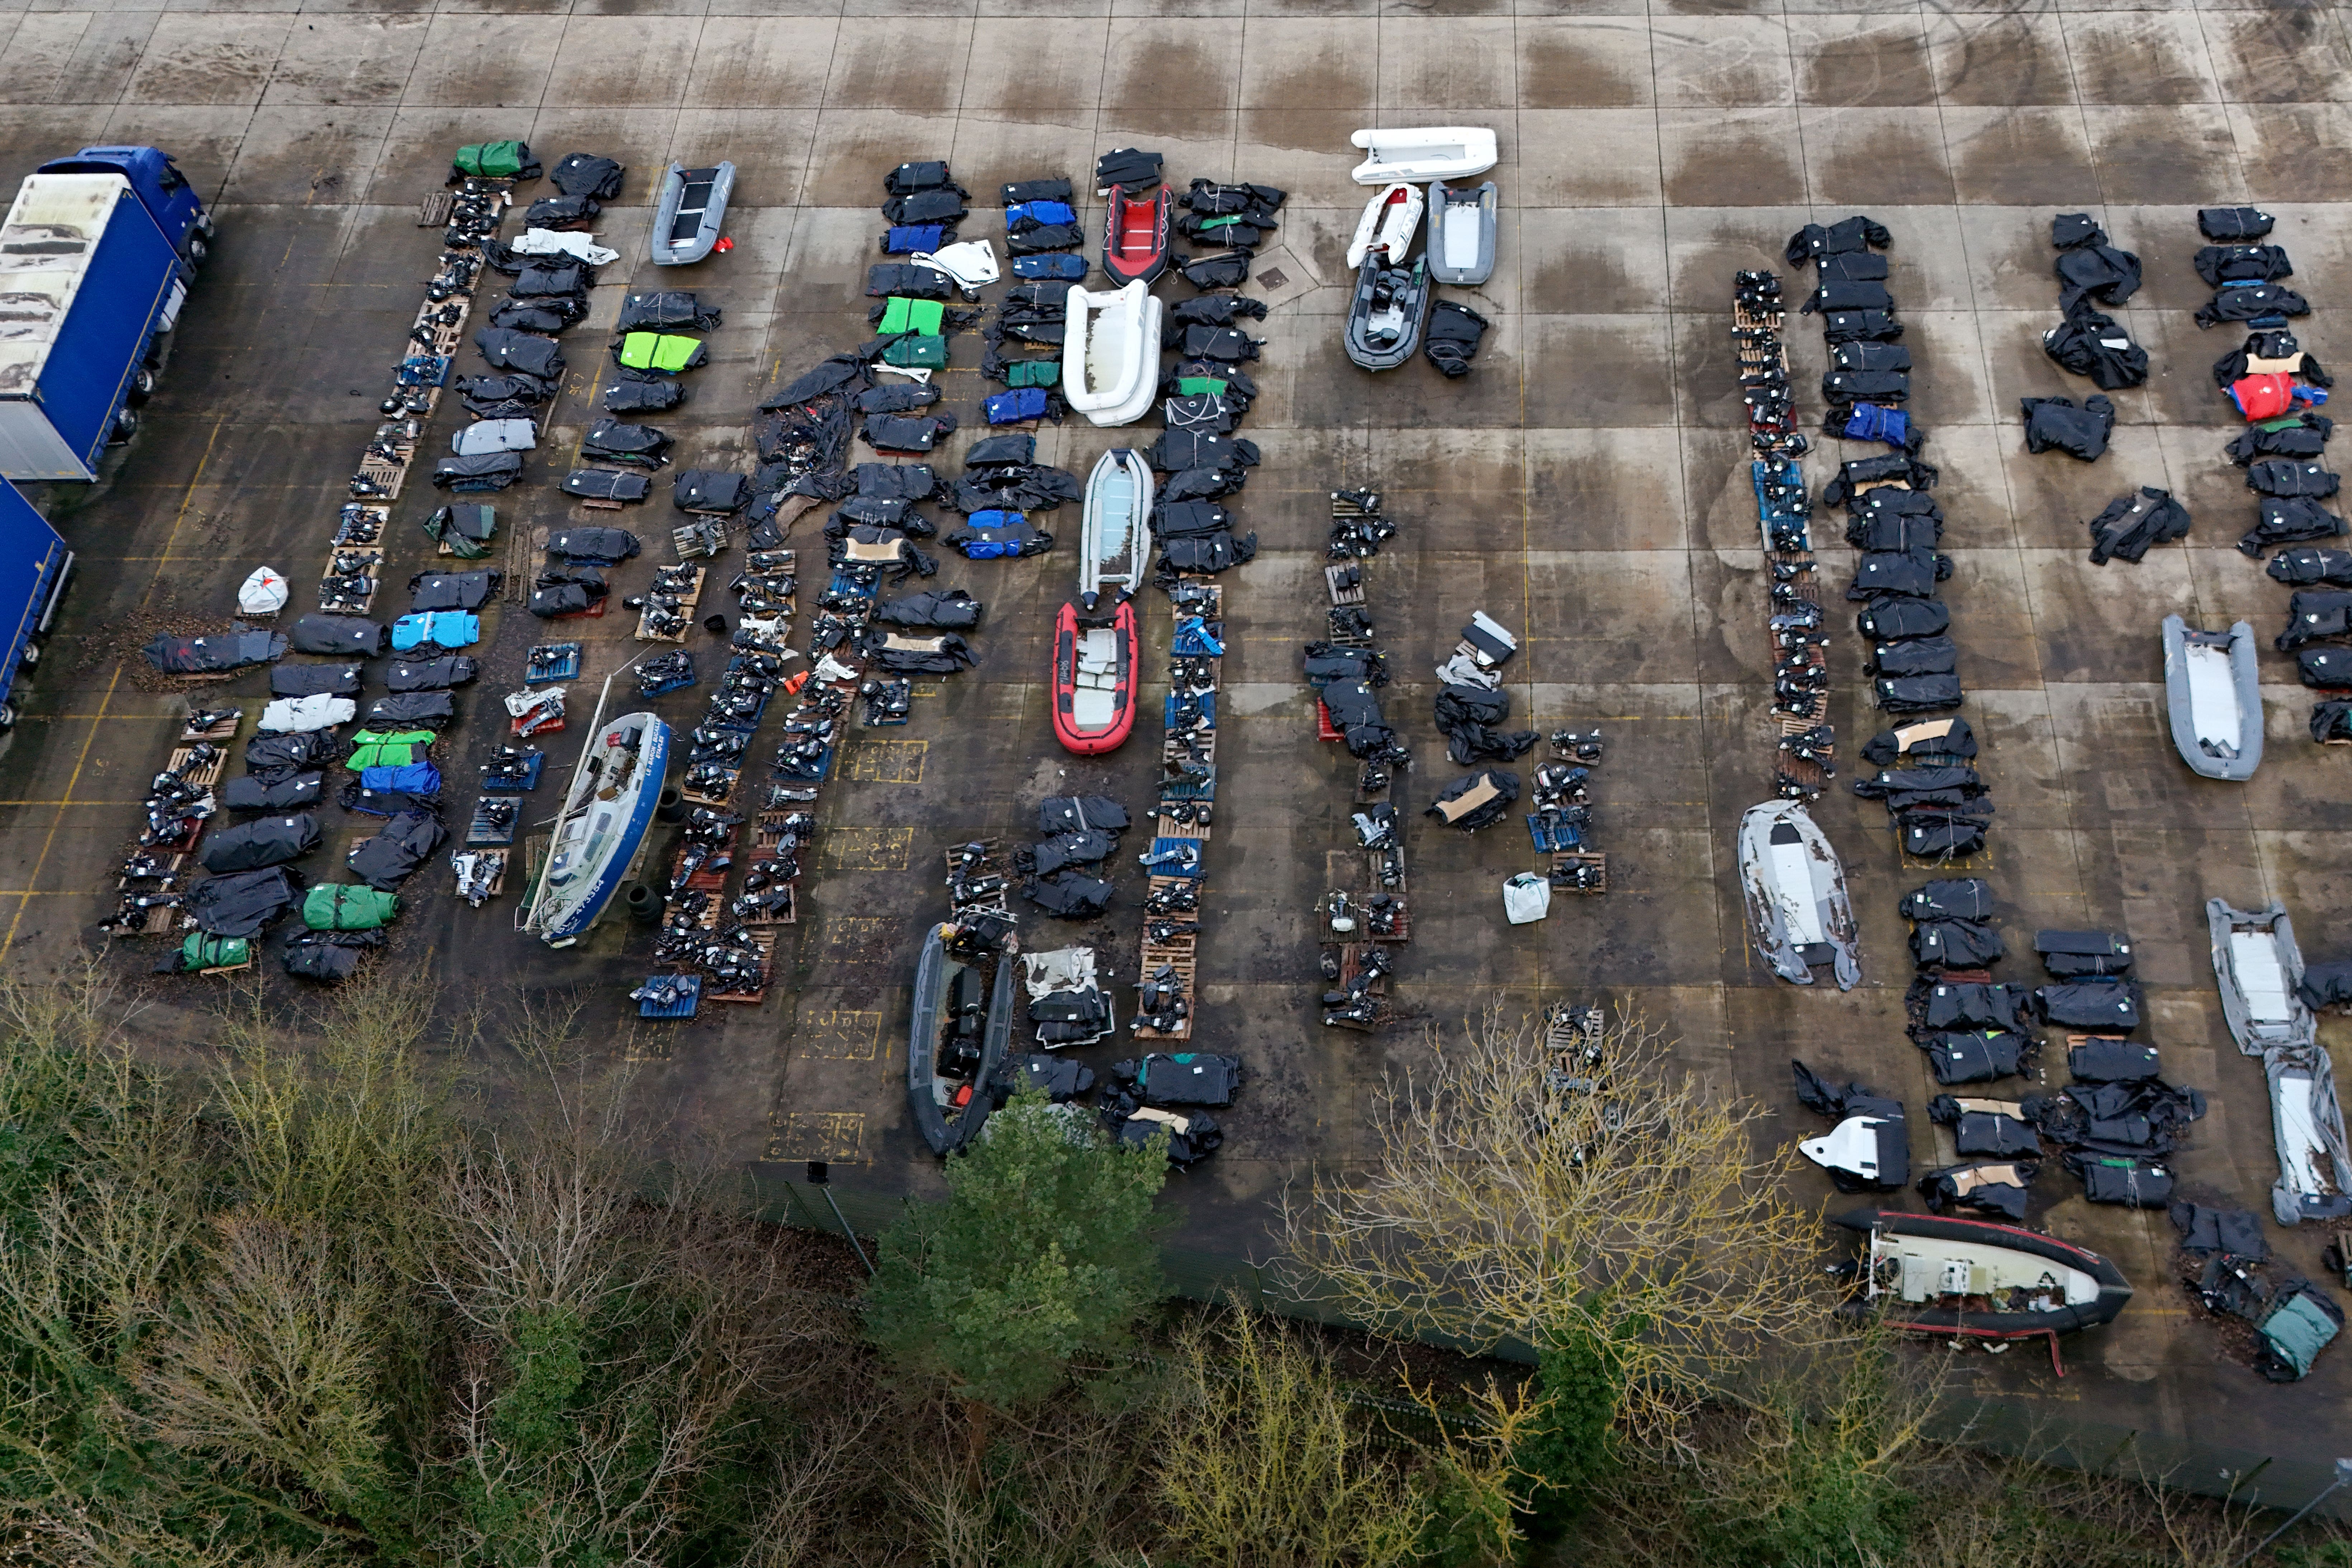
1797 27 1934 108
1664 129 1802 207
1520 31 1648 109
1950 112 2099 206
1812 125 1952 207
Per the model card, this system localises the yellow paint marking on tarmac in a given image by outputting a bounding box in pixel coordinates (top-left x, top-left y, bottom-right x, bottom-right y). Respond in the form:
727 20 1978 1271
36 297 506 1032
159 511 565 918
2 665 120 957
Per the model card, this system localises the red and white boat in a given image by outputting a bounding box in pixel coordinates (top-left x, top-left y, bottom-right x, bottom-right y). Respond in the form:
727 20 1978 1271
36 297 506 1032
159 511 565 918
1052 599 1137 755
1102 181 1170 286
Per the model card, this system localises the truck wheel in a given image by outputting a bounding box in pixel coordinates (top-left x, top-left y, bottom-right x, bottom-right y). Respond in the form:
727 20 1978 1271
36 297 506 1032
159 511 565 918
0 703 17 733
126 368 155 406
15 644 35 671
196 212 216 239
109 409 138 445
185 236 207 268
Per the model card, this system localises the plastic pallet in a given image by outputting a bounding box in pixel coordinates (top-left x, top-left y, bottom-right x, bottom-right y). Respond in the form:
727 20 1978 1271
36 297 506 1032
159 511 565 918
636 974 702 1019
482 752 544 793
1172 617 1226 657
1165 692 1216 731
525 642 582 684
1526 813 1587 854
1315 699 1342 742
1142 836 1206 878
465 798 517 846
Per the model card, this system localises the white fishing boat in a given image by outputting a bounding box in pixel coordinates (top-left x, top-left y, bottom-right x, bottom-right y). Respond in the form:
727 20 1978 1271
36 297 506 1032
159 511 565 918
526 713 671 946
1737 799 1860 989
1350 125 1498 186
1061 279 1162 428
1427 180 1496 286
1347 181 1425 271
2162 615 2262 780
1080 447 1153 605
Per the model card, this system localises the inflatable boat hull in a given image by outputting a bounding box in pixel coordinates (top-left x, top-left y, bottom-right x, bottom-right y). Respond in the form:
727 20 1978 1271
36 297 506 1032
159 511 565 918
1428 180 1497 286
1080 447 1153 601
1737 799 1860 989
1102 182 1170 286
1350 125 1499 186
2162 614 2263 781
1835 1208 2133 1345
1347 181 1425 271
1052 600 1137 756
650 162 734 266
1063 280 1162 427
908 926 1015 1155
1344 254 1431 373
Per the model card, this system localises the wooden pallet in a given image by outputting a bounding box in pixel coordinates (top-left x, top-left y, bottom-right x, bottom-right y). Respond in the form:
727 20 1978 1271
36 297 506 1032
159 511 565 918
114 902 183 937
418 191 454 227
354 456 407 500
738 878 798 927
167 744 226 791
637 566 705 643
680 767 739 809
453 848 507 904
1155 807 1211 841
704 931 777 1003
1324 565 1366 606
1353 760 1392 804
1324 892 1410 944
1336 942 1389 995
179 712 240 744
1549 850 1609 894
1132 946 1196 1041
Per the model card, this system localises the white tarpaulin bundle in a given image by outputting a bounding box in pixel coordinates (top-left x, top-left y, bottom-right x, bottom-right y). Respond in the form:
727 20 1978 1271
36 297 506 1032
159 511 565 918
512 227 618 266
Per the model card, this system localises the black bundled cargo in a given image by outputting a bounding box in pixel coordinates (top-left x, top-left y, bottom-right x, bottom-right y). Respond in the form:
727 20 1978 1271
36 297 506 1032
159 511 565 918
1425 769 1519 833
549 152 625 200
269 663 360 698
186 867 303 937
581 421 673 468
431 452 524 492
603 380 685 415
385 655 478 692
1023 871 1113 919
474 328 565 381
1915 1029 2031 1085
289 615 388 657
281 929 383 984
616 289 719 332
528 568 607 619
407 571 501 612
2036 980 2142 1031
201 814 321 874
561 469 651 503
246 731 343 779
1927 1095 2044 1159
545 527 641 564
221 773 324 814
365 692 455 729
143 629 287 675
2020 394 2115 461
673 470 752 514
347 810 447 890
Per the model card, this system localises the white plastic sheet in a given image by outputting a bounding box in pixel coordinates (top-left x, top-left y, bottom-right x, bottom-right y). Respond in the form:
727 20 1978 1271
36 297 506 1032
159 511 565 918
236 567 289 616
512 227 619 266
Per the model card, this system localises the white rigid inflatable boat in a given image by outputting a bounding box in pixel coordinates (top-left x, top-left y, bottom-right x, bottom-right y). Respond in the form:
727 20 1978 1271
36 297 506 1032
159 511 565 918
1080 447 1153 603
1061 279 1163 428
2207 897 2352 1224
1347 181 1425 271
1350 126 1499 186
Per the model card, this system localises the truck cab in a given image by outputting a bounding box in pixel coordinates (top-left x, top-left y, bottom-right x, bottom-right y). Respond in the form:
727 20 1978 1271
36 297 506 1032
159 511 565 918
34 145 211 265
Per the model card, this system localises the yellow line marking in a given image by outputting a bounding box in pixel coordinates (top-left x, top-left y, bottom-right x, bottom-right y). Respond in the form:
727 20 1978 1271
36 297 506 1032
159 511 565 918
3 664 119 956
139 417 224 611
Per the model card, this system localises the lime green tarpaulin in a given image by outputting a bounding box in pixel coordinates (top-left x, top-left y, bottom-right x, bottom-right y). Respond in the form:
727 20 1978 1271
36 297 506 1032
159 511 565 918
345 731 434 771
877 298 945 335
617 333 704 374
304 885 399 932
1175 376 1226 397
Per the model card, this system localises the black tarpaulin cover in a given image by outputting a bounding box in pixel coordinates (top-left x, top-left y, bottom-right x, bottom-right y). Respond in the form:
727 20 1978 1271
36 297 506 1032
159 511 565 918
143 629 286 674
187 867 302 936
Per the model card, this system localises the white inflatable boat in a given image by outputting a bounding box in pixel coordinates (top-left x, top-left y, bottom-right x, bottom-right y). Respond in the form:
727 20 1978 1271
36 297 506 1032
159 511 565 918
1428 180 1497 286
1061 279 1163 428
2207 897 2352 1224
2162 615 2263 781
1080 447 1153 603
1347 181 1425 271
1350 126 1498 186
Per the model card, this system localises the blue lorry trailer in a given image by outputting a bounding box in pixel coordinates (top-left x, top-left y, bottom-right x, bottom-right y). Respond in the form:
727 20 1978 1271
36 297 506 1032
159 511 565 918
0 478 70 730
0 146 210 482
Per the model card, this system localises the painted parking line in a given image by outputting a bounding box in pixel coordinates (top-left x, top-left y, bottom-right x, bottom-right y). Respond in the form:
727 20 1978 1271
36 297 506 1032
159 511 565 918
1 665 119 958
766 1110 867 1164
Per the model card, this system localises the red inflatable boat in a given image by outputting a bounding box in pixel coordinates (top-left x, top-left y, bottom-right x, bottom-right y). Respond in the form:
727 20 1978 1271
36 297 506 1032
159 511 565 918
1102 182 1170 286
1052 599 1137 755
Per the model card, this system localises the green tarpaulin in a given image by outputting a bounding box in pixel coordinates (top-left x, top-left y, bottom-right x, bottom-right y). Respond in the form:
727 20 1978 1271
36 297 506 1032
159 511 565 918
345 730 434 771
882 335 948 369
1175 376 1227 396
1003 359 1059 389
179 933 250 972
303 885 400 932
2262 1292 2340 1379
453 141 530 179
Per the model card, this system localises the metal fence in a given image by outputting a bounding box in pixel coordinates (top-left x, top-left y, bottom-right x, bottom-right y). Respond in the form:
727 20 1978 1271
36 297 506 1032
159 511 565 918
759 1174 2352 1522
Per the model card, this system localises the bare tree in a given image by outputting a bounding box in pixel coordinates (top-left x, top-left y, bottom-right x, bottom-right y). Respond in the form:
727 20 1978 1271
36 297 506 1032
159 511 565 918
1278 1004 1831 1448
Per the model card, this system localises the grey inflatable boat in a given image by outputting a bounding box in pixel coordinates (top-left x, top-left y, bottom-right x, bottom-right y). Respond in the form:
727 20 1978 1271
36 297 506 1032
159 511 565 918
1737 799 1860 989
2207 897 2352 1224
2162 615 2262 781
1345 253 1431 373
651 161 735 266
1427 180 1496 286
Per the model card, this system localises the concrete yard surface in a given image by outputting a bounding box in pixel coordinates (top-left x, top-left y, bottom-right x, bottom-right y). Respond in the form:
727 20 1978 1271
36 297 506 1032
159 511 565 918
1 0 2349 1467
